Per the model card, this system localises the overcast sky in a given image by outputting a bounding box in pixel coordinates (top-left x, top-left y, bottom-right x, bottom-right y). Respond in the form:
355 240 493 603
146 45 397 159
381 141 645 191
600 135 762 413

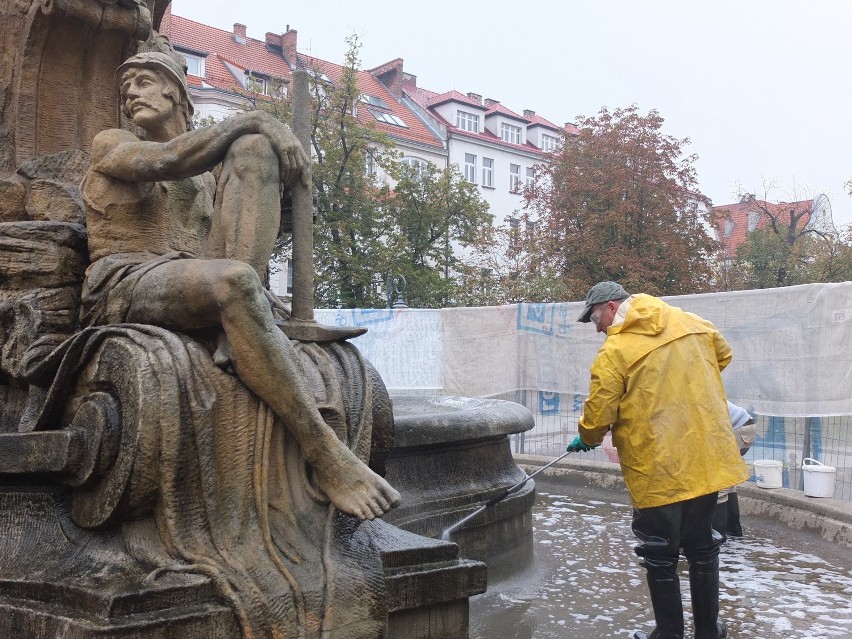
175 0 852 228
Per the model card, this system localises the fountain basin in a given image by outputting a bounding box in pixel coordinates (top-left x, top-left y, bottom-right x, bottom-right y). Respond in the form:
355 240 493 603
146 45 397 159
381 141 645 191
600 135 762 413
385 396 535 562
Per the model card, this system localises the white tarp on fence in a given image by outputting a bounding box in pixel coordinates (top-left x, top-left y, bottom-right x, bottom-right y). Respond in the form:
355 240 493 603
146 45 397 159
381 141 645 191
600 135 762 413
317 281 852 417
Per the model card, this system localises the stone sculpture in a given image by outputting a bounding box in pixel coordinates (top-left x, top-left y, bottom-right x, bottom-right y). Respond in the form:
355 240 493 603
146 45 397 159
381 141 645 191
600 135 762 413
0 2 493 637
0 0 411 635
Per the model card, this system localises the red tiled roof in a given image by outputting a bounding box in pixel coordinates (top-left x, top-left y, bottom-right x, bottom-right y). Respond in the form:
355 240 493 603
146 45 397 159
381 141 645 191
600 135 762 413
298 54 443 149
484 101 528 123
166 15 443 150
422 90 485 110
169 15 294 91
526 113 561 131
712 198 812 255
407 86 552 155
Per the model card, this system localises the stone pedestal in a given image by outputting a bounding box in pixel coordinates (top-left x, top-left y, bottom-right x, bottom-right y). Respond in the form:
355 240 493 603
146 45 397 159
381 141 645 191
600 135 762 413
0 487 485 638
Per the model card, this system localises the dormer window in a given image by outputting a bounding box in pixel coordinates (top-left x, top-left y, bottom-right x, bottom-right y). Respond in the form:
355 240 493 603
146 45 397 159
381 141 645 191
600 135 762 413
540 133 558 152
174 47 207 78
501 123 522 144
183 53 205 77
457 110 480 133
246 73 285 97
747 210 761 231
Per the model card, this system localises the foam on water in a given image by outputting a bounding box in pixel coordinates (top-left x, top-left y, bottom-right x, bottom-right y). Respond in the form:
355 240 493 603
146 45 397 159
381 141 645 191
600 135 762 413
470 487 852 638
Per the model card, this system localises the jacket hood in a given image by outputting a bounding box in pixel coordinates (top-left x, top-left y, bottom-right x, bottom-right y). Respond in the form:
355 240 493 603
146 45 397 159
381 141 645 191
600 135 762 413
610 293 668 338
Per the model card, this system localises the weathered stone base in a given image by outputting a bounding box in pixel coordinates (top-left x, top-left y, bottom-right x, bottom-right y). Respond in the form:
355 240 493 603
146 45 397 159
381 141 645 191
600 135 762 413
0 488 485 638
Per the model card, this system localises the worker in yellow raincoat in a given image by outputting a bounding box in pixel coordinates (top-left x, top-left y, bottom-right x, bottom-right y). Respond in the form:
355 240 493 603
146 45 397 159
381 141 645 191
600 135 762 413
567 281 748 639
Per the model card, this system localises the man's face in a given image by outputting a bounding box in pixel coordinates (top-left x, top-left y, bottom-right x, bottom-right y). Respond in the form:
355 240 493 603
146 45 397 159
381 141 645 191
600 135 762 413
120 67 178 130
589 300 617 334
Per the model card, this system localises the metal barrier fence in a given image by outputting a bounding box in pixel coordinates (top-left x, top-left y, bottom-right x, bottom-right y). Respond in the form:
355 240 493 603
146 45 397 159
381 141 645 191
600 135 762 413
487 390 852 503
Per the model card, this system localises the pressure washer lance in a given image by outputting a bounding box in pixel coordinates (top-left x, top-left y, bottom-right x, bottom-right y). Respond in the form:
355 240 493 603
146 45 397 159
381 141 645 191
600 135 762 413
439 450 573 540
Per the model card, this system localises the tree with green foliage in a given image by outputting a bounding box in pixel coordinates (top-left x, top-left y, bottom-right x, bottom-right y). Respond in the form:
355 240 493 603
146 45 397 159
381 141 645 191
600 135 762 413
304 36 397 308
524 105 717 300
383 162 492 307
243 34 492 308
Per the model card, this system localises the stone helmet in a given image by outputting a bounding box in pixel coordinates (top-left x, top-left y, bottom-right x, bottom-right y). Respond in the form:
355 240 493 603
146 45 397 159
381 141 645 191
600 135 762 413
116 51 195 125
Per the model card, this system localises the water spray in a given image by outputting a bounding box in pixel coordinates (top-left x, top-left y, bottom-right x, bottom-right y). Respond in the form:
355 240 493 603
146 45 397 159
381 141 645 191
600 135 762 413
439 451 573 541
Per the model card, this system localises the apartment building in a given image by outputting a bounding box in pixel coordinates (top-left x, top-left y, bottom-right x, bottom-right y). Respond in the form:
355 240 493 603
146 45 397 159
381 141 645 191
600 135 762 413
163 13 446 294
164 11 575 291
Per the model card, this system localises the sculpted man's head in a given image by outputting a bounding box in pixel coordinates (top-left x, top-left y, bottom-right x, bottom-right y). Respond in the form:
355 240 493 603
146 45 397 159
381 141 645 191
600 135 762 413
117 52 194 133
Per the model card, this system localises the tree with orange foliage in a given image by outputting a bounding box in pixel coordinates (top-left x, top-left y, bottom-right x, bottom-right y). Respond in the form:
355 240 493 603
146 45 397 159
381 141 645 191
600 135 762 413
524 105 717 300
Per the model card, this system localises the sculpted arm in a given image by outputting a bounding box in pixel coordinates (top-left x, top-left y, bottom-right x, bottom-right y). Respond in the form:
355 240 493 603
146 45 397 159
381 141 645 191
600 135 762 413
90 111 308 185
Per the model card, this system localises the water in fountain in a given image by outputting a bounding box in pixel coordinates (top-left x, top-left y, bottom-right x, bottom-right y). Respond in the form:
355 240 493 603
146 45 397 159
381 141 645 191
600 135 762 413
471 482 852 638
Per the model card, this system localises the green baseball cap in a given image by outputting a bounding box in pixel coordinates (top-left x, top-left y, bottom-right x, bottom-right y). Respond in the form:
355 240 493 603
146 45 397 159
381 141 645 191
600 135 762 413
577 281 629 322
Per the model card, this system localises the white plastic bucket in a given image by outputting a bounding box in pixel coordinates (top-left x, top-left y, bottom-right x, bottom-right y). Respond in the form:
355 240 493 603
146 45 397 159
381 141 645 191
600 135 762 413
802 458 836 498
753 460 783 489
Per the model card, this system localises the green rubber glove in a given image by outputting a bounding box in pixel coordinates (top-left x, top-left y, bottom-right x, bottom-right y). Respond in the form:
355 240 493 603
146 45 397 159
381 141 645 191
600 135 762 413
566 434 596 453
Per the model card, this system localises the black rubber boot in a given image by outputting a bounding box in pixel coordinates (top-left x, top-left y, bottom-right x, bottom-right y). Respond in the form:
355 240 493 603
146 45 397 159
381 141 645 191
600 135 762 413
632 556 684 639
725 493 743 537
711 498 728 544
689 553 726 639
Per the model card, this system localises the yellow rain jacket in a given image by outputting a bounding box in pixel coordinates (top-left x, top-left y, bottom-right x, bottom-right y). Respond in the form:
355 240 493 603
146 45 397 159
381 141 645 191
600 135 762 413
579 294 749 509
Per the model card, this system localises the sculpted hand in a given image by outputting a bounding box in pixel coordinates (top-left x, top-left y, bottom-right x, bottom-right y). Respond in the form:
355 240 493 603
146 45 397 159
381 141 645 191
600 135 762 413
566 435 597 453
254 111 310 187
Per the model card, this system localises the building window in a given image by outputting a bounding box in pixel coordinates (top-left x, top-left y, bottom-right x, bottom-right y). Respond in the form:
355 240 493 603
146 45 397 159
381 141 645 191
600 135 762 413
464 154 477 183
246 74 285 97
362 94 389 109
540 133 558 151
724 219 735 238
748 210 761 231
508 218 520 249
501 123 522 144
457 110 480 133
366 153 377 177
525 167 535 188
509 164 521 192
285 259 293 296
182 53 205 77
402 156 428 179
525 220 536 233
482 157 494 187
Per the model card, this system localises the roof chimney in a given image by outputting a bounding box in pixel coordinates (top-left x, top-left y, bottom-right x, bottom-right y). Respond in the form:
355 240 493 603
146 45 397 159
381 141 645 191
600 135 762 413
282 29 298 65
370 58 404 98
484 98 499 107
523 109 535 118
265 32 283 53
233 23 247 44
466 92 482 105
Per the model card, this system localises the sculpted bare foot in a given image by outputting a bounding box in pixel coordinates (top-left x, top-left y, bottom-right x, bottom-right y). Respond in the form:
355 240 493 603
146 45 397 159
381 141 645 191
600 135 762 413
313 445 401 520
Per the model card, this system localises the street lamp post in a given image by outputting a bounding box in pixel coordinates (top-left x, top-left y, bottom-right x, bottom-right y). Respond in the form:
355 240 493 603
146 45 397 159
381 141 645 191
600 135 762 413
386 273 407 309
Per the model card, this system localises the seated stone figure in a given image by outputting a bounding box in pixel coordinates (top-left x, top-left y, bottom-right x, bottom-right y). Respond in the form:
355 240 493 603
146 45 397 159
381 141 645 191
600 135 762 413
81 49 399 523
20 46 401 638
